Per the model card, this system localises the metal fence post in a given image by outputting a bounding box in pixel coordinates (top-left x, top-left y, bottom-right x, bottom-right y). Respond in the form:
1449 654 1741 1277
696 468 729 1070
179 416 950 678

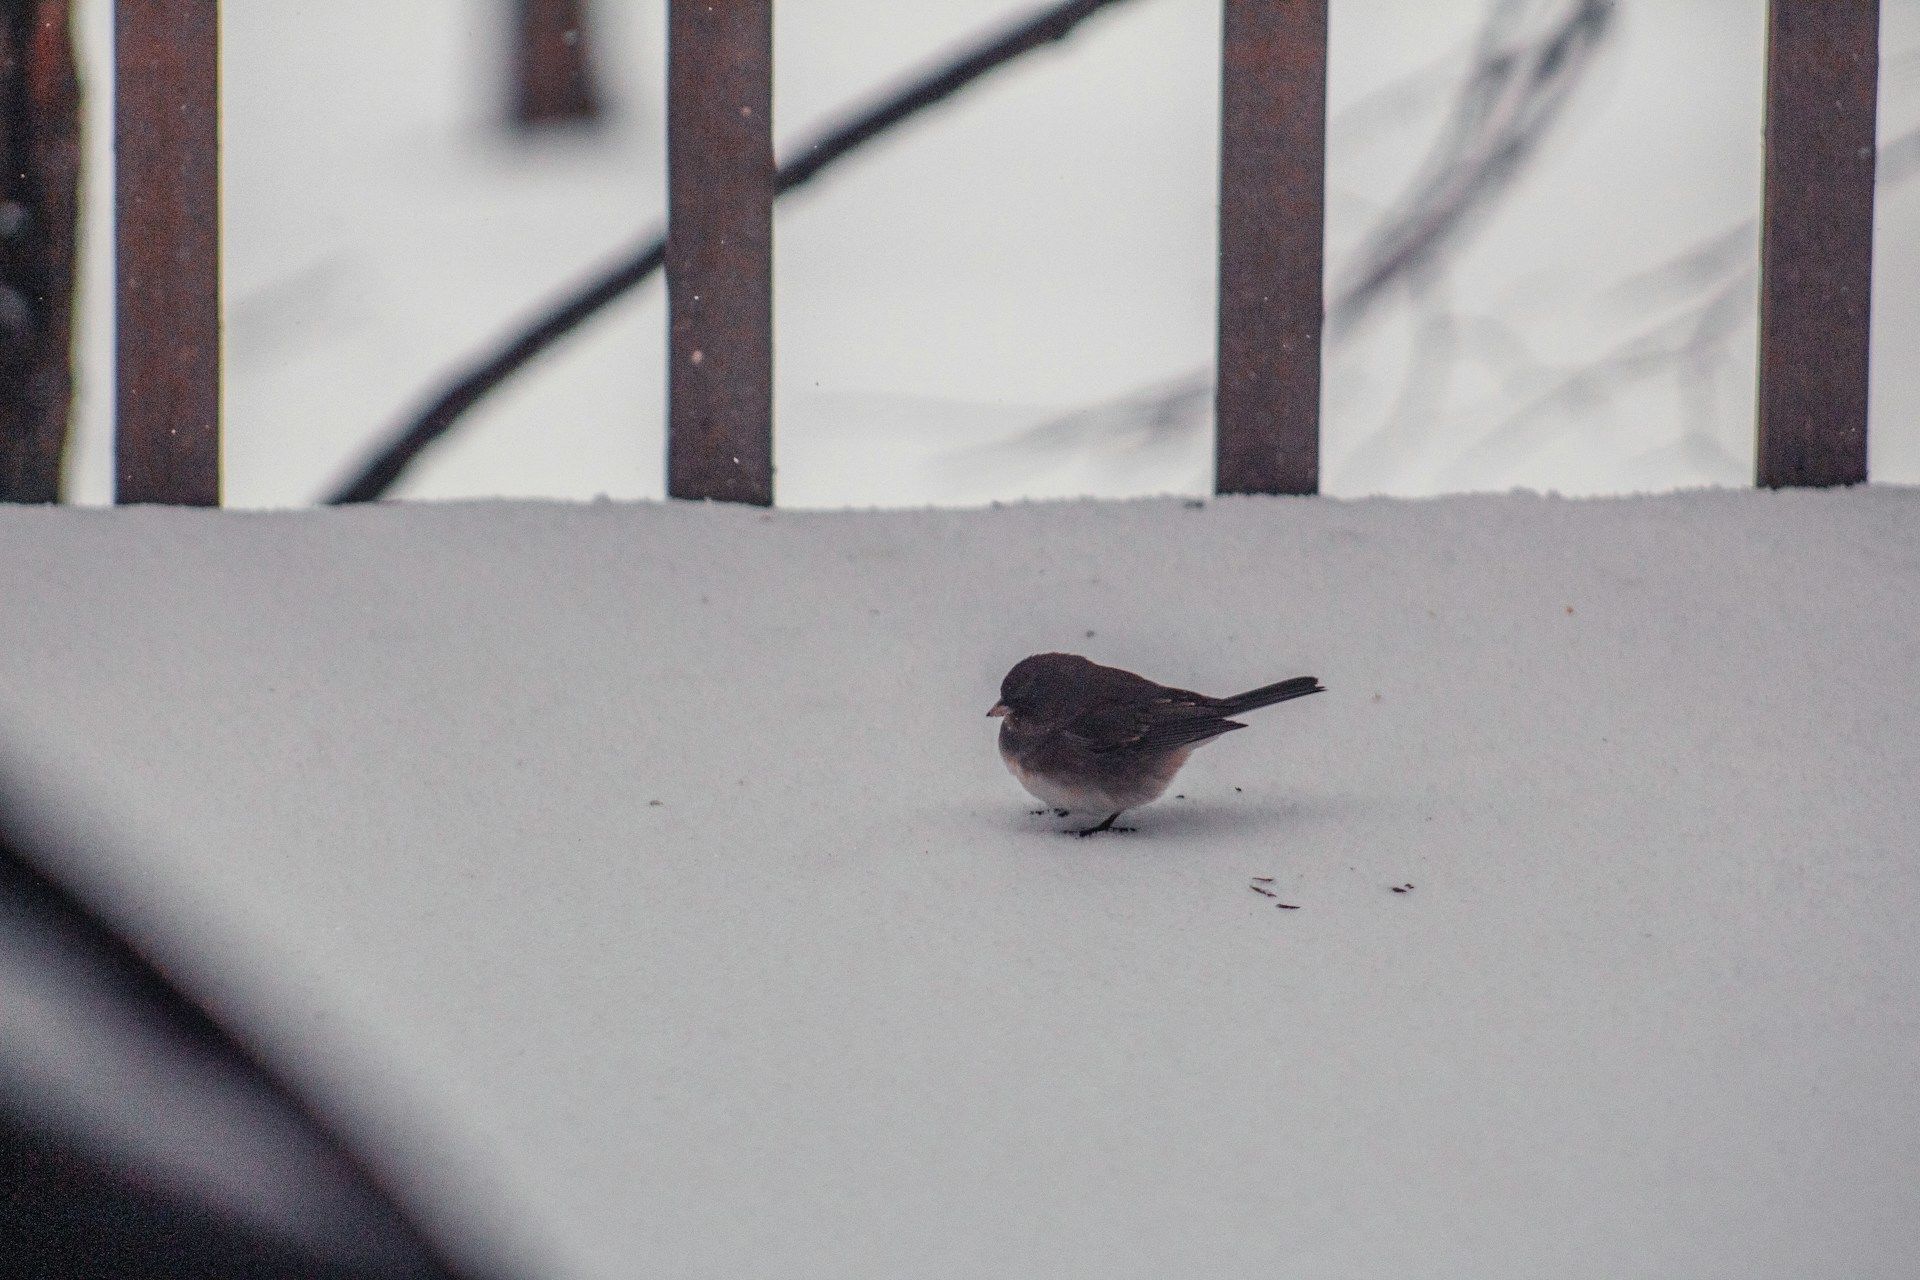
666 0 774 506
512 0 603 129
1756 0 1878 489
1215 0 1326 497
0 0 80 503
115 0 221 506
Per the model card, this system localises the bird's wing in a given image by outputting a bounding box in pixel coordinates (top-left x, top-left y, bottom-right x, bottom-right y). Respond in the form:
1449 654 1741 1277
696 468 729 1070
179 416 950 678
1062 698 1245 755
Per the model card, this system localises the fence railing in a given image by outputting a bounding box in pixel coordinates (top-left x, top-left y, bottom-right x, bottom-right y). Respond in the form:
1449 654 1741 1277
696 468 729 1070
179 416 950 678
111 0 1880 507
667 0 775 506
1757 1 1878 488
115 0 220 506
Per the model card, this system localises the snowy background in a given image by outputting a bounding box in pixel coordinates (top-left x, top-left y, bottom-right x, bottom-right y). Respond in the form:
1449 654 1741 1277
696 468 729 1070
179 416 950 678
51 0 1920 506
12 4 1920 1276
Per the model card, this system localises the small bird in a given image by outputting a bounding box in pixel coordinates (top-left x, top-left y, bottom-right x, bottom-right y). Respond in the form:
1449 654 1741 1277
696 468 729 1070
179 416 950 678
989 653 1325 836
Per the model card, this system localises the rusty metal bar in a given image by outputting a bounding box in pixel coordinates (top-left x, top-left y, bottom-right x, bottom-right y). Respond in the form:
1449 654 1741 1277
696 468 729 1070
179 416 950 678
1215 0 1326 497
115 0 221 506
0 0 81 503
511 0 602 129
666 0 772 506
1756 0 1878 489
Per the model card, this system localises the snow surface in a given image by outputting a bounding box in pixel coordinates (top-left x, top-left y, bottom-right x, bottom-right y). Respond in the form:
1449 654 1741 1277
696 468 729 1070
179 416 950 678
3 490 1919 1278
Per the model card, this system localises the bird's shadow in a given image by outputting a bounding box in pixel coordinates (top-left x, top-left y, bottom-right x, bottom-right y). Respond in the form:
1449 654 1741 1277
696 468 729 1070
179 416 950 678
982 789 1381 843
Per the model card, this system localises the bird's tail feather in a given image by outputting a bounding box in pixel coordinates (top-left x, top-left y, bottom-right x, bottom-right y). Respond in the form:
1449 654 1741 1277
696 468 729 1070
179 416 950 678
1219 676 1324 715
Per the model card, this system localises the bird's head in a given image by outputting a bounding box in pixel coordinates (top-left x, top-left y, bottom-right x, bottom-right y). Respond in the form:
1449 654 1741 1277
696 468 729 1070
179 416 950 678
988 652 1095 721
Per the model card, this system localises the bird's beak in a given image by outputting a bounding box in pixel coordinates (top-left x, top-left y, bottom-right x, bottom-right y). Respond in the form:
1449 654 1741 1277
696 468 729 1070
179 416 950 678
987 702 1009 718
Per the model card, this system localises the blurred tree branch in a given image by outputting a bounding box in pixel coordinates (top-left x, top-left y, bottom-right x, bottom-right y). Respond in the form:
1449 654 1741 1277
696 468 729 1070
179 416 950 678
1431 118 1920 489
977 0 1617 481
327 0 1145 503
1000 6 1917 495
1328 0 1614 335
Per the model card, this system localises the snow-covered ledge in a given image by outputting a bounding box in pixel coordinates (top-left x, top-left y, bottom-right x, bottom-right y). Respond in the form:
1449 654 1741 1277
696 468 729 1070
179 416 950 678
4 490 1917 1278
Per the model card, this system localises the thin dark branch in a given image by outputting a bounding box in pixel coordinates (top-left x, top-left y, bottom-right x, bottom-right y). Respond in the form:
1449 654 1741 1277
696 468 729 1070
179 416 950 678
1329 0 1615 336
325 0 1144 504
325 241 665 505
1436 117 1920 486
961 369 1210 461
776 0 1135 191
1601 221 1754 311
1436 270 1756 486
1327 45 1470 152
978 0 1616 474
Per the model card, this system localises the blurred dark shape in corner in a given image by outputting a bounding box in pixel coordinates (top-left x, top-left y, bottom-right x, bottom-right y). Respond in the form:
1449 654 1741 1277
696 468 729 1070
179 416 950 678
0 782 503 1279
510 0 605 130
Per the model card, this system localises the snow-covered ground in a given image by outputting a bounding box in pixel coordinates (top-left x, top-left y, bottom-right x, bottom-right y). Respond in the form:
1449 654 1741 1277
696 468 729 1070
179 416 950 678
54 1 1920 505
3 490 1917 1278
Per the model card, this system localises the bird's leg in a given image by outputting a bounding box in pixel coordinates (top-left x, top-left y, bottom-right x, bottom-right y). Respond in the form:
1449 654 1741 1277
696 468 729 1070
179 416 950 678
1075 811 1133 837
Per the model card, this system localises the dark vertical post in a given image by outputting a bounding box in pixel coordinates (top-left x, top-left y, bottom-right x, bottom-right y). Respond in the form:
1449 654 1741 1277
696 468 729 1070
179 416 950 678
1215 0 1326 497
666 0 773 506
115 0 220 506
0 0 81 503
1756 0 1878 489
511 0 603 129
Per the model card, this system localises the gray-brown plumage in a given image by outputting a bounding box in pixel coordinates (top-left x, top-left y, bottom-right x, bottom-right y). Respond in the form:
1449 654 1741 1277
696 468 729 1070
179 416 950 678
988 652 1324 835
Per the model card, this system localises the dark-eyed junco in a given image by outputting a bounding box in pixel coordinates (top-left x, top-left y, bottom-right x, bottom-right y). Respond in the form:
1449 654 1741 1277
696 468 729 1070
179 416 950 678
989 652 1324 835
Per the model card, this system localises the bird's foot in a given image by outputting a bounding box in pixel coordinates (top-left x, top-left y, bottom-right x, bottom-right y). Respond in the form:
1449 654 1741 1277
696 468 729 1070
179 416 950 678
1073 812 1133 837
